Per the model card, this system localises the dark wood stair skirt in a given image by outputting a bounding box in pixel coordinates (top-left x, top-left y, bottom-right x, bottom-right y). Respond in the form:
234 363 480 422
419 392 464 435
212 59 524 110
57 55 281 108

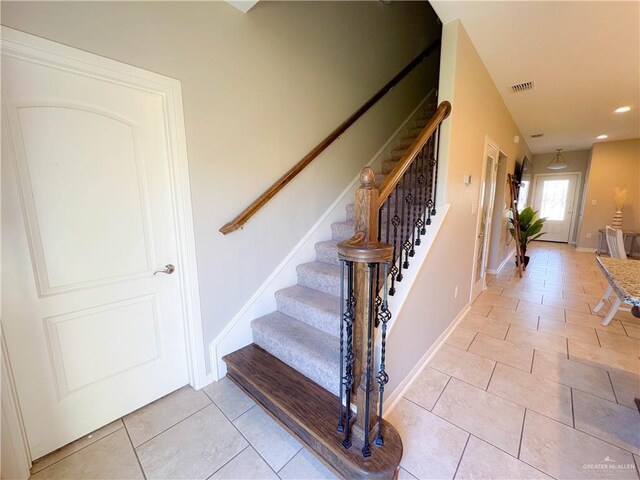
223 344 403 480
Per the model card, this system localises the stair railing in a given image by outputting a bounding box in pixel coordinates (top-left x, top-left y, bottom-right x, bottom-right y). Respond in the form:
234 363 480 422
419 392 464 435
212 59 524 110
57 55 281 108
219 39 442 235
336 101 451 457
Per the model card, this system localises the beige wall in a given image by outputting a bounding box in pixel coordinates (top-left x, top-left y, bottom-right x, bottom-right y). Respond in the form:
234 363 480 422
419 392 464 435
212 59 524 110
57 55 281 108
578 139 640 250
1 1 440 371
385 20 531 395
529 149 591 244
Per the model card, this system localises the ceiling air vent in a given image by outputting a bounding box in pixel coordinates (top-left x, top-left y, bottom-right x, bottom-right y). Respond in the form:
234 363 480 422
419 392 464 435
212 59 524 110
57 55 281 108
530 133 544 138
511 81 534 93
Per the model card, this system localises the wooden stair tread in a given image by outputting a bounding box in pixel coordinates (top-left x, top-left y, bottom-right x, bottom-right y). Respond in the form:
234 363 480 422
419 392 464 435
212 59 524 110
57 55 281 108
223 344 402 480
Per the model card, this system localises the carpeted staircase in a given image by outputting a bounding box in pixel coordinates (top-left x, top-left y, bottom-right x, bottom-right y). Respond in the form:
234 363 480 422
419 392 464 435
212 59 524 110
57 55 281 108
251 102 436 396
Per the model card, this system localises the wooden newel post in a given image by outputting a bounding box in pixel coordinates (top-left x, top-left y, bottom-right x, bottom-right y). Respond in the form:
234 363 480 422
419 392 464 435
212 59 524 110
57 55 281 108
353 167 380 439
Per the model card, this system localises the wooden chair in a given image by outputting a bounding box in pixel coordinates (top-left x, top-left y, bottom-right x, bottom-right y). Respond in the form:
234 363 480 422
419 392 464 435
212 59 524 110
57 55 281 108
593 226 626 325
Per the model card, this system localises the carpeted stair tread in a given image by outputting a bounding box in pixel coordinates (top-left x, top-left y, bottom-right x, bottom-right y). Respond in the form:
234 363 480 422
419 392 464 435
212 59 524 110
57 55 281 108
315 240 340 265
390 148 407 160
398 136 417 148
251 311 340 396
331 220 355 241
275 285 341 337
297 261 342 296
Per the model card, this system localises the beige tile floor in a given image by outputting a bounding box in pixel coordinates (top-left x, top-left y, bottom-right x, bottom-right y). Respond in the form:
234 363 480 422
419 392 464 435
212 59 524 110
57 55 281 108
390 242 640 480
29 243 640 479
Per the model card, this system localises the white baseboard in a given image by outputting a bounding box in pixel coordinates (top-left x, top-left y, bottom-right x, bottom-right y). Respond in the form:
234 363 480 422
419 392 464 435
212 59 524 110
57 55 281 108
208 90 437 382
487 247 516 275
576 247 597 253
382 303 471 416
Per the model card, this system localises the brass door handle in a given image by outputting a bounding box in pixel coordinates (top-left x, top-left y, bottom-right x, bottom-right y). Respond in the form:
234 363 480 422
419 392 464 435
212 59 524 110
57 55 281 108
154 264 175 275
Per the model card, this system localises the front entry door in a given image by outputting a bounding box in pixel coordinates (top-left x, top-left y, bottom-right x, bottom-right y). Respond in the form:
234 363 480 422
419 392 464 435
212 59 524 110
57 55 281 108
532 173 579 243
2 30 191 459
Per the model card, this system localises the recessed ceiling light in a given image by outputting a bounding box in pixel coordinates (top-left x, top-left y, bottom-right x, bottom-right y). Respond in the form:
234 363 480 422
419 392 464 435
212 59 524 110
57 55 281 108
614 106 631 113
596 134 608 140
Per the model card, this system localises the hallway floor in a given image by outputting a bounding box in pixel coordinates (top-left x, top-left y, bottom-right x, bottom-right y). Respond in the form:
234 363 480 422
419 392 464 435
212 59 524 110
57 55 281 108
29 243 639 479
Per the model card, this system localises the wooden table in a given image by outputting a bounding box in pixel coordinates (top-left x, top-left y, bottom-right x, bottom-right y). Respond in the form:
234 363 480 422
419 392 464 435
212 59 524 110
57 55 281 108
597 229 640 258
595 257 640 324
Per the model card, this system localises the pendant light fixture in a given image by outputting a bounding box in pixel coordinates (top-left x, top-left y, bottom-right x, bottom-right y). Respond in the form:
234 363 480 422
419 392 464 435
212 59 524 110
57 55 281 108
547 148 568 170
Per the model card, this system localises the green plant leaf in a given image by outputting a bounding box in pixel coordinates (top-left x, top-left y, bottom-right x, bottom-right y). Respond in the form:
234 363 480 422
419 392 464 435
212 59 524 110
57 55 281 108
519 207 535 226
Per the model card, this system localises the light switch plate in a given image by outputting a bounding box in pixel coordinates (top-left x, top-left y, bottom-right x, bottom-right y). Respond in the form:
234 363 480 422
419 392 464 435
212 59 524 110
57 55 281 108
591 199 598 206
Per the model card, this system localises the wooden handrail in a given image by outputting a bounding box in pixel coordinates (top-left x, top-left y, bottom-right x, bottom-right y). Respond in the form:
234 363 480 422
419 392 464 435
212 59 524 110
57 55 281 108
377 101 451 208
219 39 442 234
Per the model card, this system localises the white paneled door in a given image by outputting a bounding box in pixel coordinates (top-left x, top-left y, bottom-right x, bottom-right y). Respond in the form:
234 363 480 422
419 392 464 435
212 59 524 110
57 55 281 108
1 30 198 460
532 173 579 243
472 141 499 300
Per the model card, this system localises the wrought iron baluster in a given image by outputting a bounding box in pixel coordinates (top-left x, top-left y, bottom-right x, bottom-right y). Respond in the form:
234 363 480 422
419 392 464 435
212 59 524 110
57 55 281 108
401 169 412 270
397 174 407 279
341 261 355 449
409 158 418 257
385 197 391 246
432 125 441 216
337 260 345 433
374 262 381 328
375 262 391 446
420 137 433 234
389 186 400 293
361 262 376 458
426 133 436 226
415 146 427 244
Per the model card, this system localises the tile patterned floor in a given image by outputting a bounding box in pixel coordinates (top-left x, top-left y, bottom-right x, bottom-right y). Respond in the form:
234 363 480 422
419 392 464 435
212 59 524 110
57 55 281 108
29 243 640 479
390 242 640 480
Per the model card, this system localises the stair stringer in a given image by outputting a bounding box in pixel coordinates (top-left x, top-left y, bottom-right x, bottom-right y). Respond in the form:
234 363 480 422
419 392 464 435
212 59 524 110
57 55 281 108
210 91 436 380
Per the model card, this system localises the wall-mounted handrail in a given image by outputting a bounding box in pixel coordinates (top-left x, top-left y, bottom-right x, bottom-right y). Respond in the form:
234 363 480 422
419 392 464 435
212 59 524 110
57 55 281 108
377 101 451 208
219 39 441 235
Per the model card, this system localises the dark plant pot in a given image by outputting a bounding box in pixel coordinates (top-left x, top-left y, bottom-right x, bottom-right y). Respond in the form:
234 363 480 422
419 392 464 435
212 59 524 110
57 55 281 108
515 255 530 267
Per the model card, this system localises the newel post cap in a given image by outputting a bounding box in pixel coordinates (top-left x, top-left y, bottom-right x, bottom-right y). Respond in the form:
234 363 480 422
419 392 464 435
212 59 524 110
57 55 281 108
359 167 379 190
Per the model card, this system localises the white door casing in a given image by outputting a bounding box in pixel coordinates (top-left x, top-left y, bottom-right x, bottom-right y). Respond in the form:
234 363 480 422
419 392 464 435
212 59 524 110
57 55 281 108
532 172 580 243
471 139 500 300
1 28 205 461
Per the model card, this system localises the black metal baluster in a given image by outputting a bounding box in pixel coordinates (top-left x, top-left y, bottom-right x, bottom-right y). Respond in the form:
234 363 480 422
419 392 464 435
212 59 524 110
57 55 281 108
409 158 418 257
375 262 391 446
337 260 345 433
426 133 436 226
421 137 433 233
432 125 441 216
374 262 381 328
415 146 426 244
401 170 412 270
361 263 376 458
385 196 391 246
389 186 400 292
396 173 409 282
342 261 355 449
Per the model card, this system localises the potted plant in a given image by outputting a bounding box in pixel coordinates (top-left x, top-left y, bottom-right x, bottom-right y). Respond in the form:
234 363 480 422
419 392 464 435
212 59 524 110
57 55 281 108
509 207 546 267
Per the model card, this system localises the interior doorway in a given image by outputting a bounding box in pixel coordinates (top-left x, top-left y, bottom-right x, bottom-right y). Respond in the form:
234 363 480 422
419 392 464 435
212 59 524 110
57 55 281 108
471 139 502 300
531 172 581 243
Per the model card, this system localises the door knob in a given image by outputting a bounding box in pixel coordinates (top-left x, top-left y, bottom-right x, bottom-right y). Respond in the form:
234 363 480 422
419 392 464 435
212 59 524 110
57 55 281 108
154 264 175 275
478 232 484 238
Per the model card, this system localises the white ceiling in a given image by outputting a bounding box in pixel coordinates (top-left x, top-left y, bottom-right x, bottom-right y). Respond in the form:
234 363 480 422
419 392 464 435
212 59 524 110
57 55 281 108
431 1 640 154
